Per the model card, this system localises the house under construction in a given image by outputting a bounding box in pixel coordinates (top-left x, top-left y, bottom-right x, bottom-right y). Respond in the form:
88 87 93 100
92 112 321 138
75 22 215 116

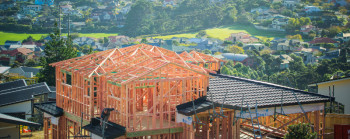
35 44 332 139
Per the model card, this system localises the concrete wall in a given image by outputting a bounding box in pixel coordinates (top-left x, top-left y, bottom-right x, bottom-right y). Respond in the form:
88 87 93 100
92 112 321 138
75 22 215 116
0 101 32 119
0 122 19 139
317 78 350 114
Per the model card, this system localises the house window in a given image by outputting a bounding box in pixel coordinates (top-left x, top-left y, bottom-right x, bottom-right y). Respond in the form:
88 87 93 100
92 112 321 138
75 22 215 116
67 74 72 85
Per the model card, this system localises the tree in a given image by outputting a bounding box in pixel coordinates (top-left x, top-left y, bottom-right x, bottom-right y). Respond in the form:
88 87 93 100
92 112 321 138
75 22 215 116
202 49 212 54
141 38 148 43
287 34 303 41
11 61 22 68
37 23 78 86
237 42 243 47
25 59 37 67
226 45 244 54
196 30 207 38
284 123 317 139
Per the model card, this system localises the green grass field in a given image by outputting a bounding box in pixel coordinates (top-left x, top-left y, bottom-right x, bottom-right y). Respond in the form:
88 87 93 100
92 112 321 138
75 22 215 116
154 24 287 41
0 32 118 45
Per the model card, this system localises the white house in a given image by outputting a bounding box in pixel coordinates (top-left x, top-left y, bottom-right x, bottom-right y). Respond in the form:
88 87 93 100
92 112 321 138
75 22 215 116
0 80 52 120
9 66 40 78
304 6 322 14
22 5 42 12
308 77 350 114
9 45 36 51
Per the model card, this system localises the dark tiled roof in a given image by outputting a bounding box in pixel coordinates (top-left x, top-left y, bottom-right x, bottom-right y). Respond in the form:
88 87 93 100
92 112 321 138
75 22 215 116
34 102 63 117
20 66 40 75
83 118 126 139
0 113 40 127
0 79 27 92
0 82 51 107
177 74 331 116
208 74 330 108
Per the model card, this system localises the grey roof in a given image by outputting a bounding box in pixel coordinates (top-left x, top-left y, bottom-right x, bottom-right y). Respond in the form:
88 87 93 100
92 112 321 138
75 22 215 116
222 53 248 62
177 73 331 116
208 74 330 108
34 102 63 117
0 66 10 74
0 82 51 107
48 86 56 99
83 118 126 139
0 113 40 127
0 79 27 92
20 66 41 75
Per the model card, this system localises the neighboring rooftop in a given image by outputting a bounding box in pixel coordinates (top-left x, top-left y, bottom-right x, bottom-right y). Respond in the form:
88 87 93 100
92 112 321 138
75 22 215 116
0 113 40 127
308 76 350 86
83 118 126 139
0 79 27 92
34 102 63 117
0 82 51 107
0 66 10 74
177 73 331 116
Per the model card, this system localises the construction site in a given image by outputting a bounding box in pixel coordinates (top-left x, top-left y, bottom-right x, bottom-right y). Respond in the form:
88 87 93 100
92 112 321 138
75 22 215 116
35 44 333 139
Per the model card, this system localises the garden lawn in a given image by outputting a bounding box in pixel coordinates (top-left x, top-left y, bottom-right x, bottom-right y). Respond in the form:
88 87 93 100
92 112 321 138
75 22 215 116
0 32 118 45
153 24 287 41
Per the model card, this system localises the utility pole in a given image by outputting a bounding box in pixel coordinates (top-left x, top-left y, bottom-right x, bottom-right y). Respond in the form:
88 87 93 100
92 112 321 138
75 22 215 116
59 6 61 38
68 12 70 37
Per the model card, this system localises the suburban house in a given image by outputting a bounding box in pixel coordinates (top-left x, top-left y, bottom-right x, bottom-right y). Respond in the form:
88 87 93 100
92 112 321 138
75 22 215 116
9 66 41 78
304 6 322 14
327 0 348 6
283 0 300 9
250 7 269 13
22 5 42 12
319 49 341 60
73 37 96 46
222 53 248 64
275 54 292 69
0 113 40 139
243 43 267 51
9 45 36 51
294 48 318 65
270 39 294 51
0 48 35 66
308 37 339 47
115 13 126 28
108 35 131 45
4 41 21 48
308 76 350 114
225 32 259 44
163 0 177 6
71 22 86 31
0 1 16 10
269 15 289 31
60 5 73 14
300 25 316 35
256 12 273 21
34 0 54 6
0 80 52 120
0 66 11 75
334 32 350 44
161 40 193 53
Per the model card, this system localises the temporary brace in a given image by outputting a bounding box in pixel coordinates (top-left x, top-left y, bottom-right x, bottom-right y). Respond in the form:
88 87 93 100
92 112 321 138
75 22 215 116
286 77 314 132
273 91 287 121
247 100 262 139
191 95 205 126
